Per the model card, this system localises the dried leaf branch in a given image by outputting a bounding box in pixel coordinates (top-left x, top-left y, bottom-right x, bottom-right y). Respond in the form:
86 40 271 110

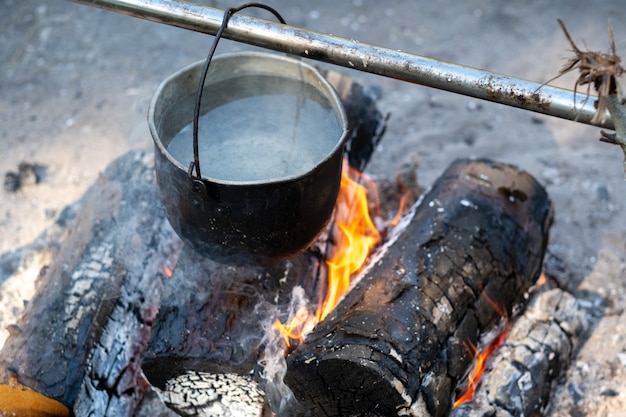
546 19 626 177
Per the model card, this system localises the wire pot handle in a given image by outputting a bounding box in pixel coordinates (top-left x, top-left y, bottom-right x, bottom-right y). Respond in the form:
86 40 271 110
188 3 287 182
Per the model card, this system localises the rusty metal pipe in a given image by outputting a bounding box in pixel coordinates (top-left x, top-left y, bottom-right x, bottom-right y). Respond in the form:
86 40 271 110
70 0 614 129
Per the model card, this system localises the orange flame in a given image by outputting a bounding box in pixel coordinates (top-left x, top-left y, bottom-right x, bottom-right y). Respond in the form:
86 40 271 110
453 273 550 408
316 161 382 322
273 160 386 347
453 320 510 408
387 192 411 227
454 291 511 408
536 272 547 287
271 306 314 348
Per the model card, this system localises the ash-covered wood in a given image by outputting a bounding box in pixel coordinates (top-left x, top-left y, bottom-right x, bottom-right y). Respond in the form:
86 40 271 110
141 243 323 388
284 159 553 417
318 68 388 172
450 288 590 417
0 208 72 347
159 371 266 417
0 151 180 415
72 219 181 416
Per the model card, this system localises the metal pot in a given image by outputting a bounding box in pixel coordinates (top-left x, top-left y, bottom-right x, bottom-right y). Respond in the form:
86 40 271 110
148 52 348 265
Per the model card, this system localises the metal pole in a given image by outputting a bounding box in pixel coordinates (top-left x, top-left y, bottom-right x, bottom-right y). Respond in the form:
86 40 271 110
70 0 614 130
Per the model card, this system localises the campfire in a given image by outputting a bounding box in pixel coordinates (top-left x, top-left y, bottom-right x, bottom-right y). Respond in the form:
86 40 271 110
272 159 397 349
0 70 590 417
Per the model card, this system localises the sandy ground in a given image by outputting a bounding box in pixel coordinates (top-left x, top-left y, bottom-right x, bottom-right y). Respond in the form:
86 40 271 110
1 0 626 415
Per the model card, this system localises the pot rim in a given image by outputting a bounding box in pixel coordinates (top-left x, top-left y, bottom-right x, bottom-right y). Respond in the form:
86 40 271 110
148 51 349 186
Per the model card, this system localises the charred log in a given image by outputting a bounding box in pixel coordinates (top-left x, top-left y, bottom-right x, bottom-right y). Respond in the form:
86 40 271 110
72 219 181 417
158 371 266 417
0 151 180 415
450 288 590 417
284 159 553 417
0 69 386 416
141 242 323 388
318 68 388 172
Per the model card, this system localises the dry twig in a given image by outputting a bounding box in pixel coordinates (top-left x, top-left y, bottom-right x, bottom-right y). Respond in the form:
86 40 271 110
545 19 624 123
542 19 624 124
543 19 626 177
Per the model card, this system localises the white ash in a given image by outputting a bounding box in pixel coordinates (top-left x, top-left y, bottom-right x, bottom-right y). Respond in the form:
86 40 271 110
160 371 264 417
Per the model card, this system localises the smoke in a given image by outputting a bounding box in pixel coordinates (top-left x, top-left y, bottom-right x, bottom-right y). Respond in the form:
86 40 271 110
257 286 311 415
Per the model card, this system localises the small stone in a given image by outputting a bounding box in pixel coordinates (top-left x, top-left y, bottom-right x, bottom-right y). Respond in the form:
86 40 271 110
567 383 584 403
592 183 610 203
18 163 38 185
466 101 482 111
600 388 619 397
3 172 21 192
17 162 47 185
462 132 477 146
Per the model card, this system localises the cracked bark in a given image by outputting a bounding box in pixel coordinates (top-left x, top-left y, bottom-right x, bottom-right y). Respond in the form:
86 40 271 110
450 288 590 417
284 159 553 417
0 151 180 416
142 239 324 389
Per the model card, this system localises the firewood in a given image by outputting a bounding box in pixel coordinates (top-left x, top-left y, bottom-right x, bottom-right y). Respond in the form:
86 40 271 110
158 371 266 417
0 69 387 416
450 288 590 417
141 242 324 389
0 151 181 415
317 67 388 172
284 159 553 417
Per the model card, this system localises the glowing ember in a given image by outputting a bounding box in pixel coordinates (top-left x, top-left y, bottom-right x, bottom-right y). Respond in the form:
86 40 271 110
536 272 547 287
453 320 510 408
453 272 548 407
273 159 389 347
161 251 180 278
162 265 174 278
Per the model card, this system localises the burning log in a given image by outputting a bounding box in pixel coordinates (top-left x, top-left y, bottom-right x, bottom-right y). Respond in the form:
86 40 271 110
141 238 324 388
158 371 266 417
317 68 388 172
0 151 181 415
141 68 388 389
450 287 590 417
0 69 386 416
284 159 553 417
